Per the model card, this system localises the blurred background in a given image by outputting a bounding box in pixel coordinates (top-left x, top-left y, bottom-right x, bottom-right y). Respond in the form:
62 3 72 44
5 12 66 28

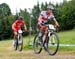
0 0 75 40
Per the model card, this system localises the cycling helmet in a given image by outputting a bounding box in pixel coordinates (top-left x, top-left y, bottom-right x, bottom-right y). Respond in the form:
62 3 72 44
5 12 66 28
18 16 24 20
47 5 54 10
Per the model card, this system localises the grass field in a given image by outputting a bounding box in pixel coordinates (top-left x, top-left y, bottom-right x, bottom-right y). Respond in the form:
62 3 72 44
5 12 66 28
0 29 75 50
23 29 75 45
0 29 75 59
59 29 75 44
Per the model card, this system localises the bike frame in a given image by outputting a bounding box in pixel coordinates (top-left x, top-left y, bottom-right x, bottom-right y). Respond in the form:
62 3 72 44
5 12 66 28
33 24 59 55
42 24 56 43
14 30 23 51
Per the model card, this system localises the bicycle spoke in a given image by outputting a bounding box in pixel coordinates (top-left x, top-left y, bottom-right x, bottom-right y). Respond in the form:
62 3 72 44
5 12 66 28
33 34 42 54
47 32 59 55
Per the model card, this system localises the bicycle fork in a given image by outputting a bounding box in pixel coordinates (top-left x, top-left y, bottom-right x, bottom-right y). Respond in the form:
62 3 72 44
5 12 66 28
48 32 55 44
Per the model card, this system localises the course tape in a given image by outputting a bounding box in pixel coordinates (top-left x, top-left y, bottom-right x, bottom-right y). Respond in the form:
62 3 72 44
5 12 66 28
59 44 75 46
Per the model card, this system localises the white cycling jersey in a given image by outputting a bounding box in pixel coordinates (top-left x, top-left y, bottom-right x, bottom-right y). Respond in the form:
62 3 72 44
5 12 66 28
38 11 55 25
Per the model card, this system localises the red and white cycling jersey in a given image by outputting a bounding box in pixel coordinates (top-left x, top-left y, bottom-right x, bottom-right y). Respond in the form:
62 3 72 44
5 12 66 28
38 11 55 25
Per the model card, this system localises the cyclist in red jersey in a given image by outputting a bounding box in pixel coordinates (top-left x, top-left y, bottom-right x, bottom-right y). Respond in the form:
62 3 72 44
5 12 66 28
12 16 27 45
37 5 59 39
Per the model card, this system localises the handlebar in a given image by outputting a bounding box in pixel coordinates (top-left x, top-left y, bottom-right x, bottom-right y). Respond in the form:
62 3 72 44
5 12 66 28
18 30 28 34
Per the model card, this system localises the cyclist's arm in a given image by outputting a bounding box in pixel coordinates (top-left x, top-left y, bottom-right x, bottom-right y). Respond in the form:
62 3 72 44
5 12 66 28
38 15 43 25
12 20 18 29
12 23 16 29
24 25 27 30
49 13 59 27
53 18 59 27
38 11 45 25
22 21 27 30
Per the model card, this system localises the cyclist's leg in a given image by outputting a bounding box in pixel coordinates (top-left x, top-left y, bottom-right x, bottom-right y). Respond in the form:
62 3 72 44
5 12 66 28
43 26 48 48
43 25 48 40
14 31 18 40
37 25 42 39
13 30 18 46
38 24 48 40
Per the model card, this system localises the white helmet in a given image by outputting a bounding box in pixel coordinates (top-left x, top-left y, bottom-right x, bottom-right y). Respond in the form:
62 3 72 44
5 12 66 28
47 5 54 10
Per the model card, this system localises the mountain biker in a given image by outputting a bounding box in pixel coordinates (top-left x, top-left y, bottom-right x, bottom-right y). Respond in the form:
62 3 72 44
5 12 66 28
12 16 27 46
37 5 59 40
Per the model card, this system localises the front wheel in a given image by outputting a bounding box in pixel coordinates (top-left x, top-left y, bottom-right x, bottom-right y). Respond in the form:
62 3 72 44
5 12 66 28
47 32 59 55
17 34 23 51
33 34 42 54
14 39 18 51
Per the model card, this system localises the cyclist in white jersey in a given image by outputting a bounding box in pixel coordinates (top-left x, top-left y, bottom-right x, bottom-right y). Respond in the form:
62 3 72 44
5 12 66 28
37 5 59 39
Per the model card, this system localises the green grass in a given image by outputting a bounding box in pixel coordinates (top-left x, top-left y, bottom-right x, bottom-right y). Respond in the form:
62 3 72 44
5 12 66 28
59 29 75 44
23 29 75 51
59 29 75 51
0 30 75 59
0 29 75 51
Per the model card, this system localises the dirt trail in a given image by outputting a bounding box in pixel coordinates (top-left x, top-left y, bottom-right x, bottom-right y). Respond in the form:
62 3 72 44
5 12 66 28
0 46 75 59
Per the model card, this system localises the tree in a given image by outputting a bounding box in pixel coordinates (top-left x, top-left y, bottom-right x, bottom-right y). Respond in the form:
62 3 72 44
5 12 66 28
0 3 11 17
19 8 30 30
0 3 12 39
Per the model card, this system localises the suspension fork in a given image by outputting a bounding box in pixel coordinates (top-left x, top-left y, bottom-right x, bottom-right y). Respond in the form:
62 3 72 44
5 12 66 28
51 33 55 44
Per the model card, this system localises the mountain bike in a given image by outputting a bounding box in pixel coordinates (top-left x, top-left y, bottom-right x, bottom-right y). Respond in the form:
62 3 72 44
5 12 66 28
14 30 24 51
33 24 59 55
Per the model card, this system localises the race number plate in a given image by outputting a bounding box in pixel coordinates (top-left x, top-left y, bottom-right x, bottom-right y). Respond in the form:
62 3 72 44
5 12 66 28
48 24 55 30
18 30 22 33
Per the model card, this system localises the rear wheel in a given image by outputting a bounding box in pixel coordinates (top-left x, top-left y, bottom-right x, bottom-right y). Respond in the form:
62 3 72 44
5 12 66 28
47 32 59 55
33 34 42 54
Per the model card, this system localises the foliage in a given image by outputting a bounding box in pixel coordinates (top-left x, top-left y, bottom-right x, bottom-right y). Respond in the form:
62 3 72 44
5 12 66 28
0 0 75 39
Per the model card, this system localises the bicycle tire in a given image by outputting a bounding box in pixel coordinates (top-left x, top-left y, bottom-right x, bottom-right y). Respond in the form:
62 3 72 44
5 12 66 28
17 33 23 51
33 34 42 54
47 32 59 55
14 39 18 51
